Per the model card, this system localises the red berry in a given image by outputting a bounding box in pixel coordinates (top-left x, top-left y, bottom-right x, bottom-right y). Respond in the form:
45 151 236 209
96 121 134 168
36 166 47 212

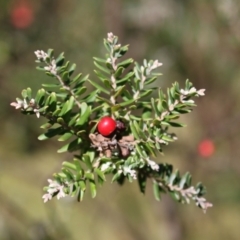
97 116 116 137
198 139 215 158
11 3 34 29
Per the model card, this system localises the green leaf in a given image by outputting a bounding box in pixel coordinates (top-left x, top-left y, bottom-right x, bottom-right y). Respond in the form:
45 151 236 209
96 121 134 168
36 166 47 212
103 79 112 89
82 154 92 169
153 181 161 201
42 83 59 88
167 88 174 106
161 134 174 142
168 122 186 127
170 191 180 201
103 39 111 51
129 121 140 140
46 49 53 58
133 120 147 141
76 102 91 126
26 88 32 99
96 96 112 105
138 172 147 194
95 168 106 182
88 80 109 94
135 144 145 157
40 122 52 129
79 180 86 191
92 104 104 113
58 132 73 141
142 110 152 119
77 188 84 202
82 89 99 103
47 92 57 109
85 172 94 181
117 58 133 68
145 77 157 85
59 96 74 116
74 86 87 96
113 85 125 98
116 71 135 84
71 73 82 84
94 70 108 82
52 108 61 116
112 172 122 182
38 127 63 140
62 161 78 171
118 45 129 56
62 72 70 85
21 89 28 99
68 113 80 126
57 138 82 153
88 151 95 162
168 170 180 186
68 63 76 76
140 89 153 99
57 61 69 74
93 57 106 63
114 67 124 78
35 89 46 105
119 99 135 107
94 61 110 74
151 98 160 117
89 180 97 198
179 172 190 189
55 52 65 66
164 114 179 120
61 168 74 180
73 158 83 171
129 114 141 121
36 66 45 71
57 172 68 179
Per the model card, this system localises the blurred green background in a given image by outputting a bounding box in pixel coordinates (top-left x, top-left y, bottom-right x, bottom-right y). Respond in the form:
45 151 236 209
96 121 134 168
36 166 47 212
1 0 240 239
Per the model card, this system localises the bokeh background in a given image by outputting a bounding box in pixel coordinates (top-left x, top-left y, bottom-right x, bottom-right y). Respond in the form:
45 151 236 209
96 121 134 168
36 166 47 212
1 0 240 239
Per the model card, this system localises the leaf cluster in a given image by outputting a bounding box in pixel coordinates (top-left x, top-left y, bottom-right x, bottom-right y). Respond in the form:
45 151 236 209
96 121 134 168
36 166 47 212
11 33 211 212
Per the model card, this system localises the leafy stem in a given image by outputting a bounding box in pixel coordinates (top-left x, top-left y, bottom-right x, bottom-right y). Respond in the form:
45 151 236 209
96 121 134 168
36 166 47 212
10 33 212 213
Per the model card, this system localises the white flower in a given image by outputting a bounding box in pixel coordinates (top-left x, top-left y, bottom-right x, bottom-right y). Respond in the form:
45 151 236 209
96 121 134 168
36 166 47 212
22 99 28 109
197 89 205 96
146 158 160 171
29 99 35 106
34 50 48 61
151 60 162 70
56 186 66 200
188 87 197 94
106 58 112 63
182 99 195 104
133 90 140 100
10 99 23 109
43 179 67 202
48 179 59 188
42 193 52 203
34 109 40 118
123 166 137 180
114 44 121 50
44 60 57 75
180 89 187 95
180 87 204 97
107 32 115 43
11 99 29 109
100 162 112 171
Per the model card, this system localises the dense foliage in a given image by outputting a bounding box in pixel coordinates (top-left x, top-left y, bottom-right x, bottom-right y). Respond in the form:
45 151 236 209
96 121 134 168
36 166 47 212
11 33 212 212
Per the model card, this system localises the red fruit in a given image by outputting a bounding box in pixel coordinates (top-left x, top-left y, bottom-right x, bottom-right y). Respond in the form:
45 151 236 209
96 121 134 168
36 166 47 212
198 139 215 158
97 116 116 137
10 3 34 29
